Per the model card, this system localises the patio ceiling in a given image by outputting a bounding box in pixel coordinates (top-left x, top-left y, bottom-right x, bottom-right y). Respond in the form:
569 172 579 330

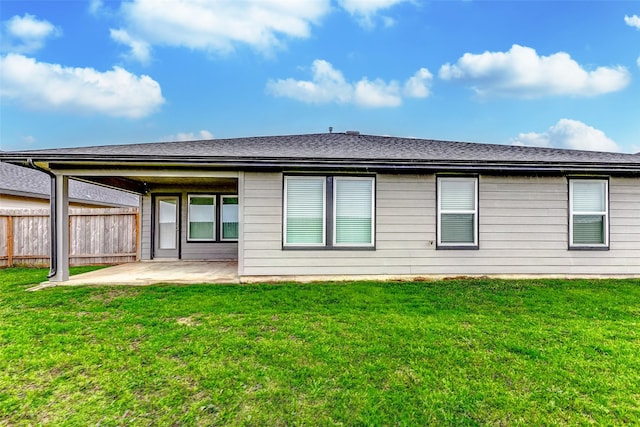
76 175 238 194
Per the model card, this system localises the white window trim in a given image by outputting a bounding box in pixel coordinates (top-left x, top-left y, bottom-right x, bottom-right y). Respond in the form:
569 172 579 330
187 194 216 242
220 195 239 242
283 176 326 247
333 176 375 247
569 179 609 248
437 176 479 248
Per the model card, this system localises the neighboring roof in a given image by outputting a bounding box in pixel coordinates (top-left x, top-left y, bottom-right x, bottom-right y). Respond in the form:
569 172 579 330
0 162 139 207
2 132 640 174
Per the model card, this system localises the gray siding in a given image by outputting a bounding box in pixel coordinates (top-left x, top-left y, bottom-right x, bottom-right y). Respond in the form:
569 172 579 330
241 173 640 277
141 195 151 260
140 187 237 261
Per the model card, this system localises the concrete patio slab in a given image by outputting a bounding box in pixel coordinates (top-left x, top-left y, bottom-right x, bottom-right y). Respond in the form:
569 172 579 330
32 261 239 289
25 262 633 291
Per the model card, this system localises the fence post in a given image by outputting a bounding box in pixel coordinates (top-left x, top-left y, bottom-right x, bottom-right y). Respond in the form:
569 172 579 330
7 215 13 267
69 215 72 263
135 211 140 260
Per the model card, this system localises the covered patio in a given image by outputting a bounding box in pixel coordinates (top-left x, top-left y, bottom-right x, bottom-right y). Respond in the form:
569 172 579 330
32 261 239 289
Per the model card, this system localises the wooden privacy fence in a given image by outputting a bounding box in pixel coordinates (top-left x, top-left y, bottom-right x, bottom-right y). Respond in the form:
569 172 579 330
0 208 138 267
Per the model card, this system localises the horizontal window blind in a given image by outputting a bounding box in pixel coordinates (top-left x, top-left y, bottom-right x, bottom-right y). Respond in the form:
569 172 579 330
335 178 373 245
222 196 239 240
573 215 605 244
573 181 605 212
440 179 475 210
159 199 177 223
285 177 325 245
441 214 474 244
158 199 177 249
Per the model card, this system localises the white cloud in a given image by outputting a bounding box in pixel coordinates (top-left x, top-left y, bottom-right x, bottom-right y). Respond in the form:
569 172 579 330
512 119 620 152
6 14 57 40
110 28 151 65
337 0 410 28
1 14 61 53
338 0 409 14
267 60 353 104
439 44 630 98
267 59 431 108
114 0 329 62
89 0 104 15
89 0 117 18
22 135 36 145
354 78 402 107
112 0 413 61
637 56 640 68
0 53 164 118
176 130 214 141
381 16 397 28
403 67 433 98
624 14 640 29
108 0 415 61
160 130 214 142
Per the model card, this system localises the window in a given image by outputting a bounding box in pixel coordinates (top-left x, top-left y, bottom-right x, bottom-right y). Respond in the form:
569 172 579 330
284 176 326 246
283 175 375 248
188 195 215 241
334 177 374 246
437 176 478 248
569 179 608 248
221 196 239 241
187 194 238 242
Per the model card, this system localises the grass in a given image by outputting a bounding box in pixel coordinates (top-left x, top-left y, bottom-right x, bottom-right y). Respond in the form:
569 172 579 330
0 268 639 426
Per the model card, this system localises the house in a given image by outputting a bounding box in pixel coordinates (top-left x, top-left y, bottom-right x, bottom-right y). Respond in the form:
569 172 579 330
0 161 139 209
2 132 640 282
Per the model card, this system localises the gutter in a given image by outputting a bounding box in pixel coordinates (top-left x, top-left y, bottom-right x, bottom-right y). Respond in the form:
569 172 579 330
26 159 57 279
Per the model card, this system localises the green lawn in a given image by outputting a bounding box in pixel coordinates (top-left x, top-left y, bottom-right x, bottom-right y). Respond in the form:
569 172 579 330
1 268 639 426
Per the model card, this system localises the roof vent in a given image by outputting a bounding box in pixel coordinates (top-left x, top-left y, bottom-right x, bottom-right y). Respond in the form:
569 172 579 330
345 130 360 135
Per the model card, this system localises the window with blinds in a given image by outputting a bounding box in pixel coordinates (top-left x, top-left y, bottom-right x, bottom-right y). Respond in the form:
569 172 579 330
283 175 375 248
334 177 374 246
284 176 326 246
221 196 239 241
188 195 215 241
437 177 478 247
570 179 608 248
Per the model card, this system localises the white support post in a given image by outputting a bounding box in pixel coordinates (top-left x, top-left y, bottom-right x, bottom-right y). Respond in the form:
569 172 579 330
50 174 69 282
237 171 244 278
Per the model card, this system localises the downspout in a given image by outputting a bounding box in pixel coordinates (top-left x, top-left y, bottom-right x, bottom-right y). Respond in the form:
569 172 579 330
26 159 57 278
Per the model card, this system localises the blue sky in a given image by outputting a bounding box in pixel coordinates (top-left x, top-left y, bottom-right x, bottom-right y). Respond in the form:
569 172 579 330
1 0 639 153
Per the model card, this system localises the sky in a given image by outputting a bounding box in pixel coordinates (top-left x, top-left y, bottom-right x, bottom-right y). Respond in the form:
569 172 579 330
0 0 639 153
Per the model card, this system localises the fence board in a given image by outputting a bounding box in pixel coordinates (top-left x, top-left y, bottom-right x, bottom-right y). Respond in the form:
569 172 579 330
0 208 138 267
0 216 7 266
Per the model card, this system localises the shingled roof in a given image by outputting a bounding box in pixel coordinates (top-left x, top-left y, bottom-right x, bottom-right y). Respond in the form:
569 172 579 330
2 133 639 173
0 162 139 207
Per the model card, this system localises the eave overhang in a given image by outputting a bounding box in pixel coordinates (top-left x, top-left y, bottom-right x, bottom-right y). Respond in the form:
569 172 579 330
3 154 640 176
